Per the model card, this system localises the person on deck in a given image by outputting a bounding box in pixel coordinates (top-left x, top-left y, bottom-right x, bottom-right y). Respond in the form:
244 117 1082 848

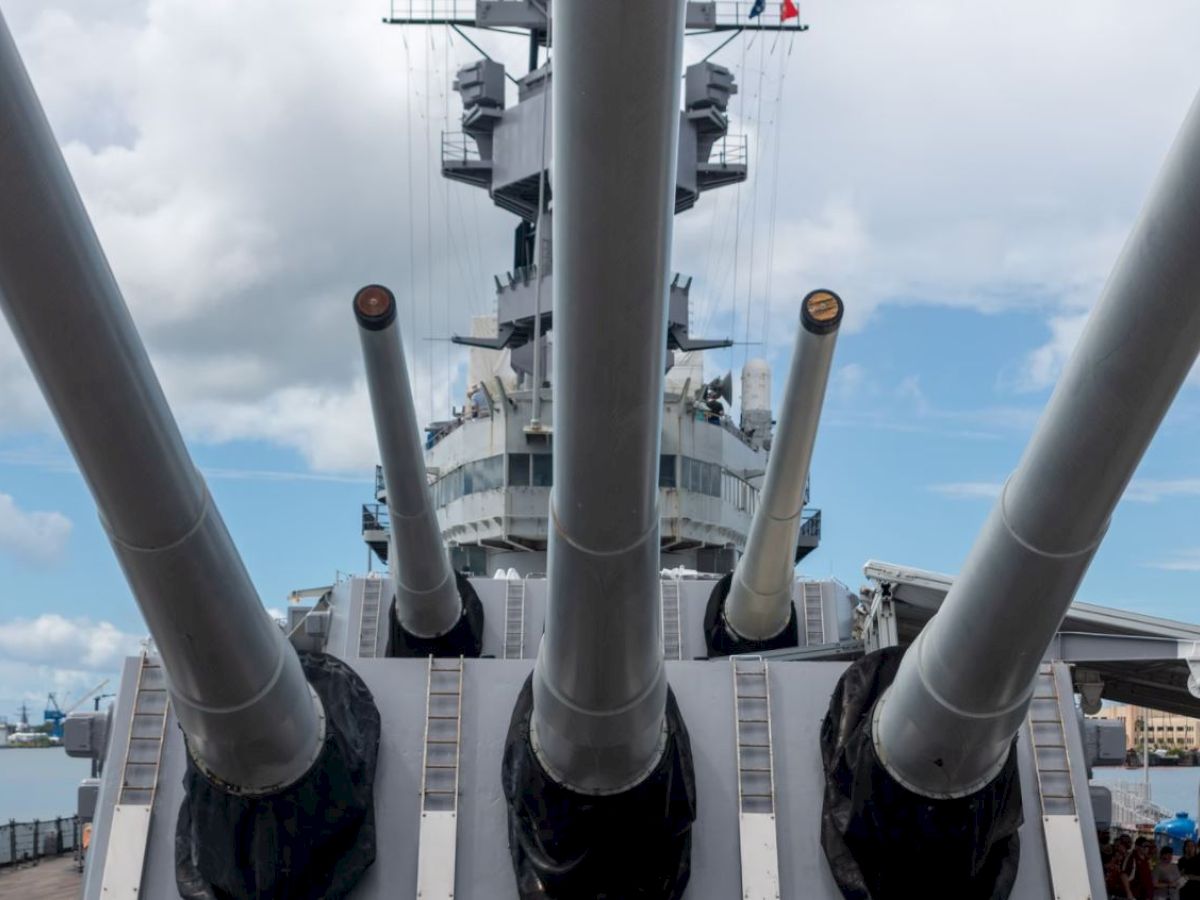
1178 840 1200 899
1154 845 1183 900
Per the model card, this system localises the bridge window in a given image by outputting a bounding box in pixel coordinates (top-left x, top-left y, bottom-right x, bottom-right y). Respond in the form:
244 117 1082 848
659 454 677 488
509 453 531 486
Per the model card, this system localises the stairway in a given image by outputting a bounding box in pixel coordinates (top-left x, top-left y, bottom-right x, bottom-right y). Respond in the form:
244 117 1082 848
99 653 169 898
358 578 383 658
416 657 465 899
503 577 525 660
732 656 781 899
802 582 825 646
661 578 682 660
1028 662 1091 899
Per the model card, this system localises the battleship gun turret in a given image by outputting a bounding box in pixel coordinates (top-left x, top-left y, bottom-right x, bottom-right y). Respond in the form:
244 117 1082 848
354 284 484 656
706 289 842 655
501 1 697 897
821 88 1200 899
0 12 379 899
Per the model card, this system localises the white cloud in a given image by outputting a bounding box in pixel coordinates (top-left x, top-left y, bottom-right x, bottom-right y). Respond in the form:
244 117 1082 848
0 614 143 670
1145 549 1200 573
0 493 72 565
929 477 1200 504
928 481 1004 501
1 0 1198 469
1123 479 1200 504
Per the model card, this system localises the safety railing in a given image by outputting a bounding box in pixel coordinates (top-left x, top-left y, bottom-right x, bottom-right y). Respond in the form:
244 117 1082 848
0 816 80 868
362 503 391 534
703 134 748 168
799 508 821 539
386 0 478 23
442 131 483 165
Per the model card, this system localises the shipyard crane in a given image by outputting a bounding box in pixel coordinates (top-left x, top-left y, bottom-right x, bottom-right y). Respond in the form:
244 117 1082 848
43 680 110 740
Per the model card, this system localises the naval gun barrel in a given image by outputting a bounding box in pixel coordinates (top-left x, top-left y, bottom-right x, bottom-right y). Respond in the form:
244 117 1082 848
723 290 842 643
531 0 687 793
0 13 323 793
874 90 1200 799
354 285 465 642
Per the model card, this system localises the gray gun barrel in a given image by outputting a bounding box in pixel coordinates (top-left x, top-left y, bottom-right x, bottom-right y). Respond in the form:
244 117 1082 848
724 290 843 641
0 12 323 794
874 89 1200 799
354 284 462 638
531 0 686 793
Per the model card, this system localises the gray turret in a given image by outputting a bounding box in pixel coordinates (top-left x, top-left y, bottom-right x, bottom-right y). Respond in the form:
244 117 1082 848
354 284 483 656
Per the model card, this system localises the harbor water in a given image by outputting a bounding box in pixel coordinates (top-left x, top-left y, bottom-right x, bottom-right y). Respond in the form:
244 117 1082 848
0 749 90 822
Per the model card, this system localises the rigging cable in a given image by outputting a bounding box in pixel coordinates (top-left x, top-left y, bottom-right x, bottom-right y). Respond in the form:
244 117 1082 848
403 27 418 421
761 33 793 353
743 31 770 369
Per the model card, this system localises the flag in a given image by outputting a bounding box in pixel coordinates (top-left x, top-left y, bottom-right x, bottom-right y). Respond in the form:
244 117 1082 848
749 0 766 18
781 0 799 21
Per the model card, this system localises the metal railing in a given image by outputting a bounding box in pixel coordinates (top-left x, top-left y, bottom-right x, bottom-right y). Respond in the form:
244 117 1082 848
707 1 808 29
362 503 391 534
387 0 478 22
442 132 483 165
0 816 80 868
1109 780 1172 828
799 508 821 539
702 134 748 168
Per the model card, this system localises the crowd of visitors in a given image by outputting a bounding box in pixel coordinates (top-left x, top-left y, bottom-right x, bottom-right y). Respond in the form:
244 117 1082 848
1101 832 1200 900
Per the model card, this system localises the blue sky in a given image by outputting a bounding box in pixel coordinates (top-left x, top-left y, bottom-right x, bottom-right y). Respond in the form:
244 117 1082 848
2 0 1200 718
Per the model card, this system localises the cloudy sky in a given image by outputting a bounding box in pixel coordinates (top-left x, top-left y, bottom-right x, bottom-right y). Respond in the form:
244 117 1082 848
1 0 1200 720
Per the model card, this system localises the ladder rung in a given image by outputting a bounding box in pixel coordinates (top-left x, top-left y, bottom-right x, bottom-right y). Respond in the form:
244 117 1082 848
740 792 773 799
425 764 458 770
738 717 769 724
739 742 770 748
427 715 460 720
428 691 461 696
739 766 772 773
423 789 457 795
737 694 768 700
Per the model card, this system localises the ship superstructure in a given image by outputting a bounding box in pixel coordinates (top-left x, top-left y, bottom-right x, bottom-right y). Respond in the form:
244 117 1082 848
3 3 1200 899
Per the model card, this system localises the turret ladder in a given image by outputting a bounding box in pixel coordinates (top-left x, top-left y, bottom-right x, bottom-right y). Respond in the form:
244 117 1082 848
358 577 383 658
802 582 825 646
732 656 781 899
503 577 525 659
1028 662 1091 899
416 656 465 899
661 577 683 660
99 652 170 898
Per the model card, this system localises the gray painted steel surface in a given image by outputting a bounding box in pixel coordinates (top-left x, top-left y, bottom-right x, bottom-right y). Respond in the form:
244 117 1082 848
355 286 462 637
0 12 322 793
533 0 687 793
90 652 1063 899
874 89 1200 798
726 292 842 640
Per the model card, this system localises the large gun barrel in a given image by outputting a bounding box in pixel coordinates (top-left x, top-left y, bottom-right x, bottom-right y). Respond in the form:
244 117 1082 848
874 89 1200 799
502 5 696 894
722 290 842 644
530 0 686 796
354 284 465 644
0 12 322 794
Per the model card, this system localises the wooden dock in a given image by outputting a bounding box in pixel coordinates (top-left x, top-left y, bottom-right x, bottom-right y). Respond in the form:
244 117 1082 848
0 856 81 899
